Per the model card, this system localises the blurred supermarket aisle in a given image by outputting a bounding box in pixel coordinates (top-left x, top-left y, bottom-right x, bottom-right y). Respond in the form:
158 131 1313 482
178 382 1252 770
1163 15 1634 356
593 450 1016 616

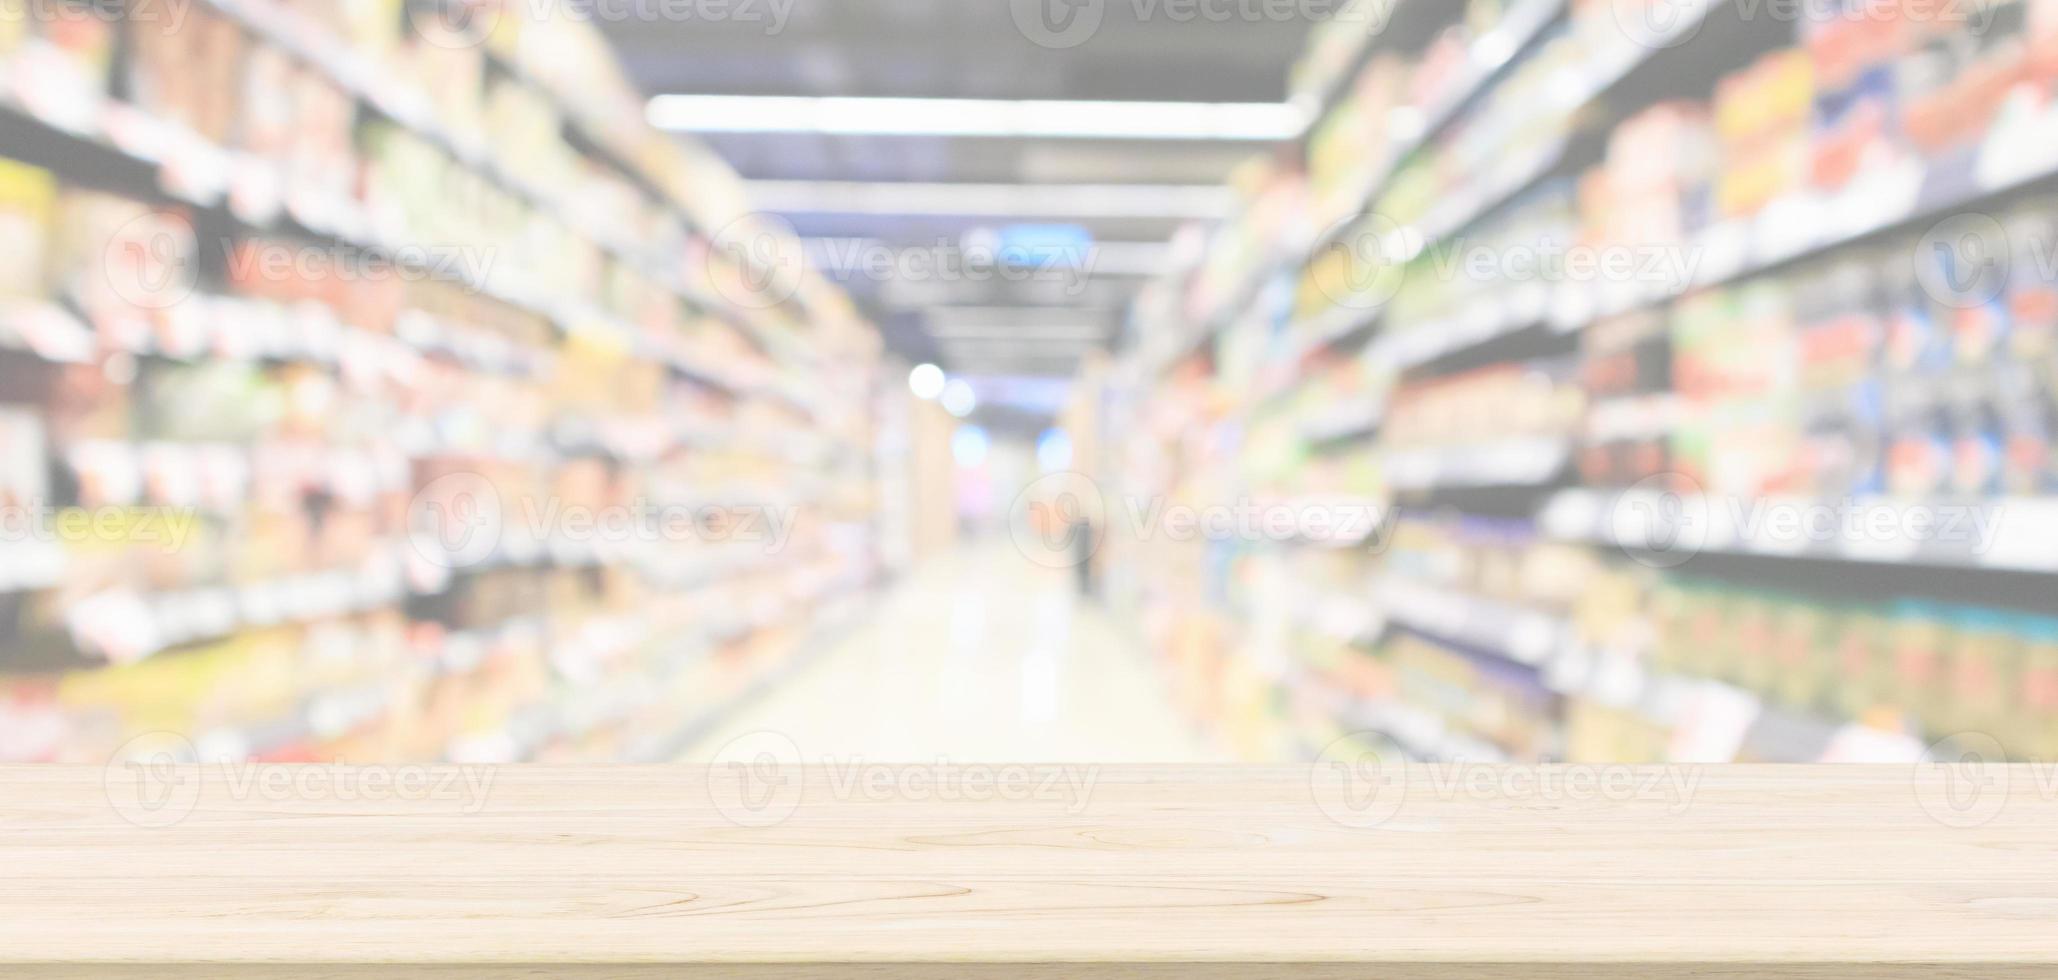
681 543 1223 764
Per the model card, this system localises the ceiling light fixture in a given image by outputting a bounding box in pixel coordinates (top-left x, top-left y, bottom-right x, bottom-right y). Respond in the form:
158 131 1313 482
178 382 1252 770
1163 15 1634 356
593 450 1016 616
741 181 1236 220
647 96 1306 142
941 381 980 419
909 363 947 400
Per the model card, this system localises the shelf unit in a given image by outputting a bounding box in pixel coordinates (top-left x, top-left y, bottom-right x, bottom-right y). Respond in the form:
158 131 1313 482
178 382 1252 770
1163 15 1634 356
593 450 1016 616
0 3 884 764
1111 0 2058 765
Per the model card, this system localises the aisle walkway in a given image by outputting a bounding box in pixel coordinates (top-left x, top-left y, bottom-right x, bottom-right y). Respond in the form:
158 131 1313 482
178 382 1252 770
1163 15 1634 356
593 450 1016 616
682 542 1223 763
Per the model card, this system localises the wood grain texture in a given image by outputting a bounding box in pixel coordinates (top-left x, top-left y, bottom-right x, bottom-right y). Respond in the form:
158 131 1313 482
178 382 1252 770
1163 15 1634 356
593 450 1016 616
3 765 2056 978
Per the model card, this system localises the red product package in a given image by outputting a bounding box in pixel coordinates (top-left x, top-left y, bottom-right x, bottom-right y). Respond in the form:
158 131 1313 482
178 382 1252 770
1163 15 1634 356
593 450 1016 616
2033 0 2058 82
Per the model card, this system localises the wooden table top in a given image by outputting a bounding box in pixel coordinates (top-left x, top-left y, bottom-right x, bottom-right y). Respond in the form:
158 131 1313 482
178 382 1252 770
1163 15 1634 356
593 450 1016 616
3 763 2055 978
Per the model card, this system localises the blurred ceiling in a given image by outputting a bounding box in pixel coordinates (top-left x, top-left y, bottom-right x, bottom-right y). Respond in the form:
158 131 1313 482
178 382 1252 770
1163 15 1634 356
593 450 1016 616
594 0 1313 385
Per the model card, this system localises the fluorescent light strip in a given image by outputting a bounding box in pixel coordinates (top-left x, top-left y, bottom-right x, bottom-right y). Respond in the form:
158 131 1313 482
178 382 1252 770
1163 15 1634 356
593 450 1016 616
648 96 1306 141
929 330 1109 342
926 305 1116 322
935 337 1106 350
745 181 1236 219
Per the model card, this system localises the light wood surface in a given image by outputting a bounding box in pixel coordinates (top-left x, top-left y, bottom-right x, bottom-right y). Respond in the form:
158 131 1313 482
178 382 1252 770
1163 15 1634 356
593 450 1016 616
3 765 2056 978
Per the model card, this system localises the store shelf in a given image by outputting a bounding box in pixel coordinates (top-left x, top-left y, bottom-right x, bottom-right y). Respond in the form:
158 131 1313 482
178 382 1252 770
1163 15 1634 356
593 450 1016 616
1375 578 1567 668
10 11 817 391
628 588 872 762
1540 644 1928 764
1298 0 1568 263
1300 399 1386 448
1548 141 2058 336
1114 0 2058 772
1368 282 1555 372
1288 0 1424 144
65 547 413 665
196 0 718 310
1314 682 1513 762
1542 489 2058 574
1383 437 1571 491
1171 0 1573 373
15 93 822 421
0 541 68 595
1276 0 1728 377
1291 589 1385 643
0 302 95 364
1401 0 1726 258
0 5 883 768
1279 300 1383 366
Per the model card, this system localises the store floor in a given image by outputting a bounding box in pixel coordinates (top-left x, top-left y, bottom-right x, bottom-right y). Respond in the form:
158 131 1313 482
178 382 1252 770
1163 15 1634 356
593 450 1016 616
681 542 1224 763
